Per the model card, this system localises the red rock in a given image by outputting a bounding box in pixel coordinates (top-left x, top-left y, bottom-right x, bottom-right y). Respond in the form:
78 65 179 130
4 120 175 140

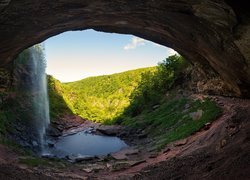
174 139 188 147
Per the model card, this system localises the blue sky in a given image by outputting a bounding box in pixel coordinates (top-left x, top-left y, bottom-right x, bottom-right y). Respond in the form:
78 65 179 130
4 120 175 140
45 30 177 82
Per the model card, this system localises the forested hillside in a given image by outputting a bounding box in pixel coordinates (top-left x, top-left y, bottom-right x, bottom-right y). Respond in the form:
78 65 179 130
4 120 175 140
49 67 158 123
48 55 221 150
48 55 192 124
48 75 74 120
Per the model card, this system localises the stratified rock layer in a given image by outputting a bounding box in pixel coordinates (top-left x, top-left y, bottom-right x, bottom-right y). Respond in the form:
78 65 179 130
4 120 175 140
0 0 249 97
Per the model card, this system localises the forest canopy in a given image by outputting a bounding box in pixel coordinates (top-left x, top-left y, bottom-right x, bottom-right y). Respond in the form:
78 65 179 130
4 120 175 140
49 54 189 124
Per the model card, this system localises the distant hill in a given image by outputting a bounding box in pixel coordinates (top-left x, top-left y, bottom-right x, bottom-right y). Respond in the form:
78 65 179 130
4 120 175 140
48 67 157 123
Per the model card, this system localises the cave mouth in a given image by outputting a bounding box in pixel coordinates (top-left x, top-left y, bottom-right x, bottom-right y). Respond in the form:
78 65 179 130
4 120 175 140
8 27 235 161
1 1 250 98
2 28 244 162
0 1 249 178
13 30 178 159
11 29 224 162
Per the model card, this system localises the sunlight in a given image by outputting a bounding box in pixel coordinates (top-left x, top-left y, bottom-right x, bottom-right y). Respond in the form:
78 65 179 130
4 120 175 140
45 30 174 82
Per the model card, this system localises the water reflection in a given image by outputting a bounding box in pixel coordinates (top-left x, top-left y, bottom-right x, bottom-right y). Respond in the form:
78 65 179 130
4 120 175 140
48 130 128 158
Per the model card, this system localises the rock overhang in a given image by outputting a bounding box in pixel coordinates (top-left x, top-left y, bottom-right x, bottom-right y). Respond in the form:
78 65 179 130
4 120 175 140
0 0 249 97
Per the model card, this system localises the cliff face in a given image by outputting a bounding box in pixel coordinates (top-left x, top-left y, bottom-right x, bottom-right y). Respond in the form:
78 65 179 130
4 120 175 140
0 0 249 97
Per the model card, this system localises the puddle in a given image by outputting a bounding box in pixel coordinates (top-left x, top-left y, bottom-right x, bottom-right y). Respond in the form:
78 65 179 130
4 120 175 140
46 130 128 158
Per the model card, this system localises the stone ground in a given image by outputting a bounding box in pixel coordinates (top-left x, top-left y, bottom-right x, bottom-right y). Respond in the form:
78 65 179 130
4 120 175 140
0 95 250 180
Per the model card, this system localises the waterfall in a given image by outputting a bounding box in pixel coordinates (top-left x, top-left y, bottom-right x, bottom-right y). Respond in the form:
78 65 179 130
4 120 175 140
29 44 50 151
14 44 50 152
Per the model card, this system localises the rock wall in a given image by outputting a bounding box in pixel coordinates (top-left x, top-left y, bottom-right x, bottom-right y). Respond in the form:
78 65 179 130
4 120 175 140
0 67 12 138
0 0 249 97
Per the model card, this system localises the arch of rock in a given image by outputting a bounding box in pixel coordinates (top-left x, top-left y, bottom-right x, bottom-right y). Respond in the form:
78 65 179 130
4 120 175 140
0 0 249 97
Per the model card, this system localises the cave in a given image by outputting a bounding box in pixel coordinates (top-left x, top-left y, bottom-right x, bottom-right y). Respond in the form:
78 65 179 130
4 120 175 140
0 0 250 97
0 1 250 179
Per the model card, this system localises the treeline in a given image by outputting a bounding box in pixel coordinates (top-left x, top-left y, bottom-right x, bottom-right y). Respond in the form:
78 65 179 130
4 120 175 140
47 75 74 120
122 55 189 118
60 67 157 123
49 54 189 124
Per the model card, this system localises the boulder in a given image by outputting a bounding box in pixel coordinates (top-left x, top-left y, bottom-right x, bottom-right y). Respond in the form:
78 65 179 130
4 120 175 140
66 155 97 163
190 110 203 120
174 139 188 147
46 126 62 137
96 125 122 136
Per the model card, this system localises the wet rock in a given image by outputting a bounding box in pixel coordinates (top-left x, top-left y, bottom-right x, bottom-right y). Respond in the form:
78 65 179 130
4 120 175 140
106 163 112 169
47 140 55 147
82 168 92 173
125 149 139 156
41 153 55 159
129 160 146 167
228 127 239 137
32 141 38 147
110 162 131 171
220 139 227 148
63 129 79 136
47 126 62 137
96 156 106 162
96 125 122 136
111 153 127 160
82 164 105 173
174 139 188 147
138 133 147 139
85 127 94 134
147 146 158 152
111 147 139 160
152 104 160 110
74 156 97 163
149 153 158 158
65 155 75 162
163 148 171 153
110 160 146 171
65 155 95 163
184 103 190 110
56 125 64 131
204 122 212 130
15 125 25 132
19 141 31 148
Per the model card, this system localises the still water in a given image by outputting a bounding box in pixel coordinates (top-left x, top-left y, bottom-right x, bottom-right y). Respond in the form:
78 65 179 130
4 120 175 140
48 130 128 158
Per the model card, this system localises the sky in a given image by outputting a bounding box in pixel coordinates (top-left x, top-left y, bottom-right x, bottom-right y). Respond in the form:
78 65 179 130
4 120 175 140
45 29 177 82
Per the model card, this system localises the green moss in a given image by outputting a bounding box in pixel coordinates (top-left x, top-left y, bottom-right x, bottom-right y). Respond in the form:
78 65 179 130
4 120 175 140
0 112 7 134
19 157 51 167
120 97 222 150
19 156 67 168
154 98 222 150
0 138 33 155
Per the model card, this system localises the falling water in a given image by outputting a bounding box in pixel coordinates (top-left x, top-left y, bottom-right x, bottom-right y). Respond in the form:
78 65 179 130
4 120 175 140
30 45 50 151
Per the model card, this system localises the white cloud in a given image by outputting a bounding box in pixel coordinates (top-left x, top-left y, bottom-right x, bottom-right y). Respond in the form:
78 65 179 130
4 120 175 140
167 48 178 57
123 36 178 58
124 37 146 50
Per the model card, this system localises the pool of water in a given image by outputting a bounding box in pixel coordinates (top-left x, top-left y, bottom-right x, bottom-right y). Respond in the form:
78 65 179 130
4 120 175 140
47 130 128 158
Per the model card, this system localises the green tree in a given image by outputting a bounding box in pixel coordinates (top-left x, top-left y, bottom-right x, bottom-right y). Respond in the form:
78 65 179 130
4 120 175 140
122 54 189 117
